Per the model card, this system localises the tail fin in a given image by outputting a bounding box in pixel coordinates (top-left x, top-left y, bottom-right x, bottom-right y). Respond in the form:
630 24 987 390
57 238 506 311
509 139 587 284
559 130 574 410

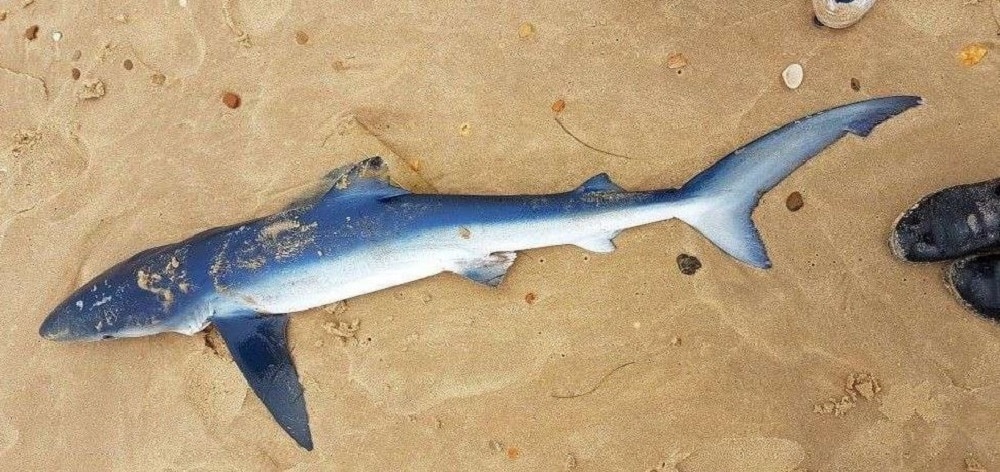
678 96 922 268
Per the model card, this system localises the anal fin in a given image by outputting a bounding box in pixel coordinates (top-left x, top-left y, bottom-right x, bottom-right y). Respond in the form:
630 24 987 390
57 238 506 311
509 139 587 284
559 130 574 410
574 232 619 253
214 314 313 450
453 251 517 287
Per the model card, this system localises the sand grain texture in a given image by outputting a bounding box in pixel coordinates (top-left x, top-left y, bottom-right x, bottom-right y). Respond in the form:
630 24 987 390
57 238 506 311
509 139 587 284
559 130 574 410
1 0 999 470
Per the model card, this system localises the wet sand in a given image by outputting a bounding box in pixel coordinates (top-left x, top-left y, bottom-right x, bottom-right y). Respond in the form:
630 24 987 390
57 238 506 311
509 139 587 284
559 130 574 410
1 1 999 470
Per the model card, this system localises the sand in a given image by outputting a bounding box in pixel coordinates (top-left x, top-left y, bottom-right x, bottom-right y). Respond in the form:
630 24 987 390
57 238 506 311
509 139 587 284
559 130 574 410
1 0 999 470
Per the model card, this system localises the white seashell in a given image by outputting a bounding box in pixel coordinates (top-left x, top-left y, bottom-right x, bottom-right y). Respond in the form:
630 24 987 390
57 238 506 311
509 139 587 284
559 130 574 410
782 63 804 89
813 0 876 29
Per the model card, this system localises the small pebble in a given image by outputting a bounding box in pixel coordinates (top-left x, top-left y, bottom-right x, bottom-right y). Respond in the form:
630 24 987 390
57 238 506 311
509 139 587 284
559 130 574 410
222 91 241 109
517 22 535 39
666 52 688 69
850 77 861 92
295 30 309 45
786 191 804 211
959 43 988 67
782 63 803 89
123 59 134 71
551 99 565 113
151 73 166 85
71 68 80 80
24 25 39 40
51 31 62 41
676 254 702 276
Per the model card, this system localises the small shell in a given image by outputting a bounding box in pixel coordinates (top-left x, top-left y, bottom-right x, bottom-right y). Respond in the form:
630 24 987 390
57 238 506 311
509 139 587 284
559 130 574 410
782 63 804 89
813 0 876 29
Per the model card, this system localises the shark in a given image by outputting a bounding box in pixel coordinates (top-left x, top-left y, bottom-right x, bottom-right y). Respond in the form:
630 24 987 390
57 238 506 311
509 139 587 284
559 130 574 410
39 96 921 449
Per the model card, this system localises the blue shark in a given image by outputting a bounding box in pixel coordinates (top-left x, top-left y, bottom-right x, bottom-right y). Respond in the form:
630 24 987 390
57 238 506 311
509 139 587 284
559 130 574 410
39 96 921 449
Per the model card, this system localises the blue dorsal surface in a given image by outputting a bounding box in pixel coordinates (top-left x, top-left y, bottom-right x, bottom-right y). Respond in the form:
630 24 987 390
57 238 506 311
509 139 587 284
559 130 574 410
38 96 921 450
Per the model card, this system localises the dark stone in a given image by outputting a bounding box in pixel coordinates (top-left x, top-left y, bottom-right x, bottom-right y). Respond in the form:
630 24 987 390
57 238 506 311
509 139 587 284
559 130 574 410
786 192 804 212
677 254 702 275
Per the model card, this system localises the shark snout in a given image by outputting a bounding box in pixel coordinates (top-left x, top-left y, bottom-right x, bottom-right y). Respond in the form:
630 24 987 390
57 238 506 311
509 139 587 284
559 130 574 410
39 302 107 342
38 315 65 341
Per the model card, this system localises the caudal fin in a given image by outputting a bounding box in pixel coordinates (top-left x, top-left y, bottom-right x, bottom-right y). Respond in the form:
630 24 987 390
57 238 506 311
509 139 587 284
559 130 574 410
678 96 922 268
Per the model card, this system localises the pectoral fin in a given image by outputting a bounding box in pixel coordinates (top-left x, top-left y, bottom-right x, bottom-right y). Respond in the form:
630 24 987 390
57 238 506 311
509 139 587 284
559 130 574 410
453 251 517 287
213 314 313 450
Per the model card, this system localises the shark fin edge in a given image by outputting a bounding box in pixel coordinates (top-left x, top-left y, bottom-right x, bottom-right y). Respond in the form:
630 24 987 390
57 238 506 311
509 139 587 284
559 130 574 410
575 173 623 193
453 251 517 287
287 157 409 210
213 314 313 450
320 156 409 201
681 200 771 269
677 96 920 269
574 233 618 253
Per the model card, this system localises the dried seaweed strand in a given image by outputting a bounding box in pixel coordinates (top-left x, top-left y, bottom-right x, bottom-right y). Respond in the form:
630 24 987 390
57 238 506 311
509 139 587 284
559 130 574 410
554 116 633 161
551 361 636 399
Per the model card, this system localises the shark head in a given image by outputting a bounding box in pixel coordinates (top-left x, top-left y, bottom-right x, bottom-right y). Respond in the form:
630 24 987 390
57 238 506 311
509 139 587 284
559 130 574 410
40 245 209 342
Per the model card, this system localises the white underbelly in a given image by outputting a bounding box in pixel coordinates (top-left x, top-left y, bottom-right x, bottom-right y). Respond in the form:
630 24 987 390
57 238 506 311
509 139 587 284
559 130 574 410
236 244 459 314
213 201 686 315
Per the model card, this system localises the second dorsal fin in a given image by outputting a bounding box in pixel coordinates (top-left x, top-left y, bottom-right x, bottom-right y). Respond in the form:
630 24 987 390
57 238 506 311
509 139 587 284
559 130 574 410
575 173 623 193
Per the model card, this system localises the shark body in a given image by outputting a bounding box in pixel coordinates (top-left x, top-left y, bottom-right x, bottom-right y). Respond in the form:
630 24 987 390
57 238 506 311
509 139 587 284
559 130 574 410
39 96 921 449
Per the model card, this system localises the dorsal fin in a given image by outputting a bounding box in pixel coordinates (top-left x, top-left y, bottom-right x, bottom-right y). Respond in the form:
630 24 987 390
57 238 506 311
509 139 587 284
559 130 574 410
321 156 408 200
286 157 409 209
575 173 623 193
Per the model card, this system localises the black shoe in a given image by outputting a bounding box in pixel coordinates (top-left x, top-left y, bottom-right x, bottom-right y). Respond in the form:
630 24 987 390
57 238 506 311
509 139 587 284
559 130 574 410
948 254 1000 322
891 178 1000 262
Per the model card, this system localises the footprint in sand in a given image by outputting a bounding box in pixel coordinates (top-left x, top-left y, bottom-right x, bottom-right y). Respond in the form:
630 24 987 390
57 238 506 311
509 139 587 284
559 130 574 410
675 437 805 472
2 129 88 217
124 4 206 79
0 414 19 457
230 0 293 35
347 320 558 414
